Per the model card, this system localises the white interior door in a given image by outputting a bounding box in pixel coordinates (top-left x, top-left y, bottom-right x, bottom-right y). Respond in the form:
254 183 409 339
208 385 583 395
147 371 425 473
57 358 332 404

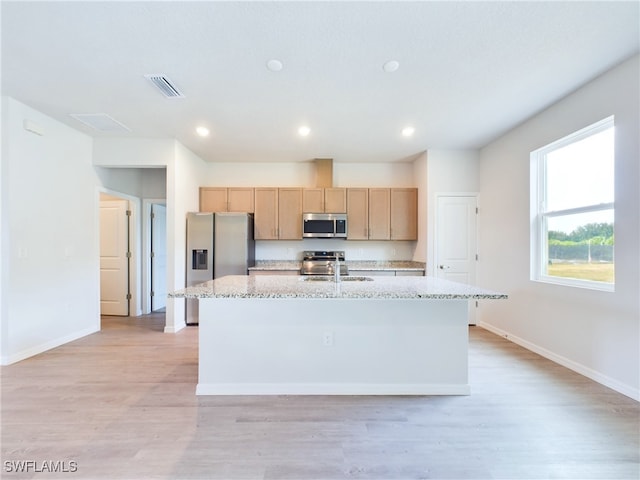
436 195 478 324
100 200 130 316
151 204 167 311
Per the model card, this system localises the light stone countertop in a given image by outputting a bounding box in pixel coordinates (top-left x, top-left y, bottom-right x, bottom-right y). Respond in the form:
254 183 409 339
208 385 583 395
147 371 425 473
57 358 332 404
248 260 426 272
169 275 507 300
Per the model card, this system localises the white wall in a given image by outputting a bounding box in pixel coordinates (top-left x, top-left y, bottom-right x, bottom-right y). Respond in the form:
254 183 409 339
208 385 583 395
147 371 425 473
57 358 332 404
95 167 166 200
412 153 428 263
93 138 205 332
165 141 208 332
1 97 100 364
425 150 480 276
204 161 416 188
477 55 640 400
93 138 175 167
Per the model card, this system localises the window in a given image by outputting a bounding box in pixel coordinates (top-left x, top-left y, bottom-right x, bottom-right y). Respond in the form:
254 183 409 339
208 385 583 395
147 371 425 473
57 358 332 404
531 116 614 291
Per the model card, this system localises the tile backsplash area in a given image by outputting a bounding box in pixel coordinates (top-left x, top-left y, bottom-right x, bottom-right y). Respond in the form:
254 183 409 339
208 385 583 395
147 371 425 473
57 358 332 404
256 239 417 261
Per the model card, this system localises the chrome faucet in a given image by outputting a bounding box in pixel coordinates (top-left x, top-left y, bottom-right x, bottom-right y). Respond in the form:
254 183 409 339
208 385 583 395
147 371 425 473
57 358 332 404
334 257 341 283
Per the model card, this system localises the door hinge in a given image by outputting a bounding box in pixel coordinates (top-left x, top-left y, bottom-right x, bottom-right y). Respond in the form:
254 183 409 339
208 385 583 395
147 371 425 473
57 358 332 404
475 254 479 261
150 291 155 297
475 207 479 214
126 293 132 300
151 212 155 220
150 251 155 258
126 209 132 217
126 251 132 258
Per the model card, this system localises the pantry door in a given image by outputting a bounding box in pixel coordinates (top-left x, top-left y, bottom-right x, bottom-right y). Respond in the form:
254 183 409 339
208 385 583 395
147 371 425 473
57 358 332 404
100 199 130 316
435 195 478 324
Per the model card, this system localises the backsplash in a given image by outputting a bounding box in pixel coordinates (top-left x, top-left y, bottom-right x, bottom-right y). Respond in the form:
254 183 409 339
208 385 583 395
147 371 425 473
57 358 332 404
256 239 417 261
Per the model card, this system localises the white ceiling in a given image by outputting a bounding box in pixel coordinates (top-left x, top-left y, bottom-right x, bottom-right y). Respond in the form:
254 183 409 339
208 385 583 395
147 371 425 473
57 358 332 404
2 1 638 163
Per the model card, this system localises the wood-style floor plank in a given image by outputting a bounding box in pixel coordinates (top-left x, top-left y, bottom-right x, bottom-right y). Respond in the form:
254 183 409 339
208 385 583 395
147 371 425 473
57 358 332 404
1 313 638 479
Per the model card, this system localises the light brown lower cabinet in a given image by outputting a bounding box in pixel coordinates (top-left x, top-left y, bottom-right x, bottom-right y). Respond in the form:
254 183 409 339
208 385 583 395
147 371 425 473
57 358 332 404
249 271 300 276
350 270 424 277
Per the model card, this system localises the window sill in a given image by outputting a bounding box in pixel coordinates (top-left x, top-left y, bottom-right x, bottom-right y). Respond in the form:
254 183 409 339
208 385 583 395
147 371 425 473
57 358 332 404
533 275 615 292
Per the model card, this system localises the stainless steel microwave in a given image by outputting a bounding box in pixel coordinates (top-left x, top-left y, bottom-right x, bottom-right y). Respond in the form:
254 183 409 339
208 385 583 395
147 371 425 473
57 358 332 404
302 213 347 238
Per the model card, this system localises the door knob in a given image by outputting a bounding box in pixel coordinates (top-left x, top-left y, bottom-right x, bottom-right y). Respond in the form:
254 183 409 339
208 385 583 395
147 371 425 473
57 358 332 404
438 265 450 270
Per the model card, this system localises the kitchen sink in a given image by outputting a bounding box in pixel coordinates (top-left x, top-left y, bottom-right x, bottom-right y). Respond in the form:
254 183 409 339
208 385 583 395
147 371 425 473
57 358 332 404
301 276 373 282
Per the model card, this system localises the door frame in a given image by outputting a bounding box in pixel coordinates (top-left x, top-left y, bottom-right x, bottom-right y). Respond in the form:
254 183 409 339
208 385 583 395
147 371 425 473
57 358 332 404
142 198 166 314
98 187 141 319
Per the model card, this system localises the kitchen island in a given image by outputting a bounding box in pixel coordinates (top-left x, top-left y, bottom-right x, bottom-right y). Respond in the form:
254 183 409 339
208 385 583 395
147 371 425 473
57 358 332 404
169 275 506 396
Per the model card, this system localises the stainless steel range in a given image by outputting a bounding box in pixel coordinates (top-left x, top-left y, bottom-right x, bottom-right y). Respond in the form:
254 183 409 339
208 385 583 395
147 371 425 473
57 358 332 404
300 251 349 276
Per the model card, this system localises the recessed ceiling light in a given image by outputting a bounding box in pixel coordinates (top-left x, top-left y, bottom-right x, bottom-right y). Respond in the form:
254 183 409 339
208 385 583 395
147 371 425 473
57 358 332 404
401 126 415 137
266 59 284 72
298 126 311 137
383 60 400 73
196 126 210 137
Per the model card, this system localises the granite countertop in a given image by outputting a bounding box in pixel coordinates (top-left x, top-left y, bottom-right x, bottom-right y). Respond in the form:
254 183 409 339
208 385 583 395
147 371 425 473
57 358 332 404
169 275 507 300
248 260 426 272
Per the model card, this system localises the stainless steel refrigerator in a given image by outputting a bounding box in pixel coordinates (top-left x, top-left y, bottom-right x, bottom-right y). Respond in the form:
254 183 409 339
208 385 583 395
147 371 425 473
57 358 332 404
185 212 255 325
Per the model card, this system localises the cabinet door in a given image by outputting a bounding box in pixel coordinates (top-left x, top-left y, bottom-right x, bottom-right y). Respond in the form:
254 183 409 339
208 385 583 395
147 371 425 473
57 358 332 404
302 188 324 213
368 188 391 240
391 188 417 240
254 188 278 239
324 188 346 213
228 188 254 213
278 188 303 239
199 187 228 212
346 188 368 240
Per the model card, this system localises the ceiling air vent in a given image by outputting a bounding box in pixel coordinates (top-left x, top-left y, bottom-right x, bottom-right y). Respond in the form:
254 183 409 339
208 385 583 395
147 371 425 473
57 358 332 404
144 74 185 98
69 113 131 132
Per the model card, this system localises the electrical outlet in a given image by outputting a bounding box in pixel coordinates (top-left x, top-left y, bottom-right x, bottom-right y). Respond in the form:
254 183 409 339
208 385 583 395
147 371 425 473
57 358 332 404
323 331 334 347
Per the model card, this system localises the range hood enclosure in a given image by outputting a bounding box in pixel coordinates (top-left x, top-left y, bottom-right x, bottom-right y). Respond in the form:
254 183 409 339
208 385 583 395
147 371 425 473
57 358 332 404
314 158 333 188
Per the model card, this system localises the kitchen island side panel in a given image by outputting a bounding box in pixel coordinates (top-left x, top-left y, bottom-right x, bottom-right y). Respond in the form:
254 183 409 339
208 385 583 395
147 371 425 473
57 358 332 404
197 298 469 395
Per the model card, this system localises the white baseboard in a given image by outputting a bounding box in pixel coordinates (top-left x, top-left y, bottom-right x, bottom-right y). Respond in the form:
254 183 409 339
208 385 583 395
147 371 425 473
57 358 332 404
478 322 640 402
1 325 99 365
164 322 186 333
196 383 471 396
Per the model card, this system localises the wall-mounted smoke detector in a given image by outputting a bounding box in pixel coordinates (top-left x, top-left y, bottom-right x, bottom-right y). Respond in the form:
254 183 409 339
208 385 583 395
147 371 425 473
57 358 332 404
144 74 185 98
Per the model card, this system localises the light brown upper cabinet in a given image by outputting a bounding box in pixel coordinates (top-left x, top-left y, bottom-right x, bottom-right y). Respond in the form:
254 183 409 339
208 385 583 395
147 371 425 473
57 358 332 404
390 188 418 240
368 188 391 240
278 188 303 239
200 187 254 213
254 188 278 239
346 188 369 240
302 188 346 213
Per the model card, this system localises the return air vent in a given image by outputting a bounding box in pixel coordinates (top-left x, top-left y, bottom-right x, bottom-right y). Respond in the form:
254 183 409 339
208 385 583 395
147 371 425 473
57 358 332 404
69 113 131 132
144 74 185 98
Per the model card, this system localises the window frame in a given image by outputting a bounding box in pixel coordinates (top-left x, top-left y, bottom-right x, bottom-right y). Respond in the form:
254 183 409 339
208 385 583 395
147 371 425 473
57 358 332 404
530 116 615 292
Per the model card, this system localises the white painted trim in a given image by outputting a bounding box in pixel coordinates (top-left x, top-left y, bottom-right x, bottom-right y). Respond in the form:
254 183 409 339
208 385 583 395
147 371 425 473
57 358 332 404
196 383 471 396
164 323 186 334
478 322 640 402
0 326 98 365
142 198 166 315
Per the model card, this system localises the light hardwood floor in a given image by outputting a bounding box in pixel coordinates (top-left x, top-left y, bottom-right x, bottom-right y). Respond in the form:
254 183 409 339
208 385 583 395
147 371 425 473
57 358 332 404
1 313 638 480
